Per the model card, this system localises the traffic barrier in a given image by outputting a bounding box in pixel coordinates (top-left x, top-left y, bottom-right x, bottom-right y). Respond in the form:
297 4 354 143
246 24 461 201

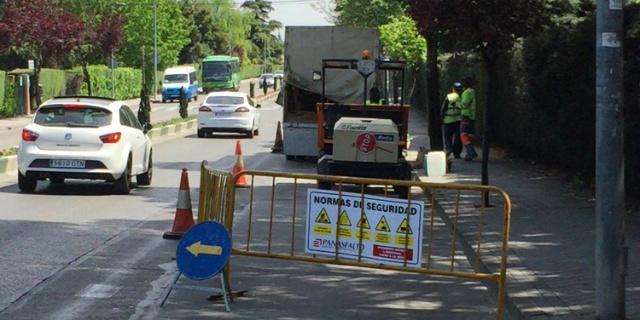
231 140 249 188
271 121 284 153
214 168 512 319
163 168 195 239
197 161 232 224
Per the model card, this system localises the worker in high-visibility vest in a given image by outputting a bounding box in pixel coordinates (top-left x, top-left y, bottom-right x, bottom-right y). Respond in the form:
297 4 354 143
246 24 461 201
460 76 478 161
441 82 463 159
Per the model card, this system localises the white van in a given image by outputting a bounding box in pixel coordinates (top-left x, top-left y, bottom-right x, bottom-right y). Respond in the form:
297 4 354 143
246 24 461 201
162 66 198 103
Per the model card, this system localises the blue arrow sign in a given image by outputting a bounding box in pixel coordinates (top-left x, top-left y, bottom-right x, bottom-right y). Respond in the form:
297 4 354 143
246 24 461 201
176 221 231 280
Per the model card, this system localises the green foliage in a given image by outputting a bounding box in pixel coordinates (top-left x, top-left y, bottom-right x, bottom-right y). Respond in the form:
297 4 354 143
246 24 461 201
241 0 284 64
335 0 405 28
39 69 66 101
119 0 190 71
241 64 262 79
379 15 426 65
75 65 142 100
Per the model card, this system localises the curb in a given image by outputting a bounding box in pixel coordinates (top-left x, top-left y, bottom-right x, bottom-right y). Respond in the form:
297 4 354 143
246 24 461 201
146 118 197 141
254 90 280 103
0 155 17 176
0 119 198 177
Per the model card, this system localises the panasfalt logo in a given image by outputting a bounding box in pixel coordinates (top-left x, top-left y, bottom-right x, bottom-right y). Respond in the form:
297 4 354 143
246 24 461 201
313 239 364 252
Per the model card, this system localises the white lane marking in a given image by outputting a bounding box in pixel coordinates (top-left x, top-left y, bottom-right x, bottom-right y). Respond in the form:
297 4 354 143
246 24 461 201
129 262 177 320
50 234 166 320
76 284 120 299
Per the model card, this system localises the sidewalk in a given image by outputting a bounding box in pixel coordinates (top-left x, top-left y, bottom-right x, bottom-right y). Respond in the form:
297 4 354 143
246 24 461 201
409 110 639 319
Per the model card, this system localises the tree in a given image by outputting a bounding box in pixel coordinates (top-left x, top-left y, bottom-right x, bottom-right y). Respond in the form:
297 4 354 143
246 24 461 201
409 0 555 200
379 15 426 99
0 0 83 106
241 0 283 65
334 0 405 28
406 0 450 151
58 0 125 95
118 0 190 87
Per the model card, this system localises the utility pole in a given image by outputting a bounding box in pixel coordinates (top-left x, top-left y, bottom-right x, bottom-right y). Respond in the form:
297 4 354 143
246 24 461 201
595 0 625 319
153 0 158 101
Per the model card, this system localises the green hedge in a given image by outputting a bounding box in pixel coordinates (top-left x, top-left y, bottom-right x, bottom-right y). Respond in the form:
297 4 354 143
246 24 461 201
440 7 640 197
241 65 261 79
39 69 66 101
75 65 142 100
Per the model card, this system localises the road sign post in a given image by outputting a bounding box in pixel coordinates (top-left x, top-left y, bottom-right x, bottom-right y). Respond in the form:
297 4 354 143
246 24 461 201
161 222 233 311
595 0 626 318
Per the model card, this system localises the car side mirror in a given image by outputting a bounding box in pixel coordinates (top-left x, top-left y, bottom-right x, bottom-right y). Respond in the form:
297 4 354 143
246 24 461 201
312 71 322 81
256 104 262 108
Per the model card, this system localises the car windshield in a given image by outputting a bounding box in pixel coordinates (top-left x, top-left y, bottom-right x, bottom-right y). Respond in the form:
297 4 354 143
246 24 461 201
34 105 112 127
205 96 244 105
261 74 274 80
164 74 188 83
202 62 230 81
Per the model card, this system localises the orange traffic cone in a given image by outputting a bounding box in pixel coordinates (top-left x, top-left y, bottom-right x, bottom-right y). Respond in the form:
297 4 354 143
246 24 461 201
232 140 249 188
271 121 284 153
163 168 195 239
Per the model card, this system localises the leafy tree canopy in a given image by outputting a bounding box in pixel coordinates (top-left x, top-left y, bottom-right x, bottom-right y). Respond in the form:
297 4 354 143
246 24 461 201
335 0 405 28
379 15 426 66
118 0 190 70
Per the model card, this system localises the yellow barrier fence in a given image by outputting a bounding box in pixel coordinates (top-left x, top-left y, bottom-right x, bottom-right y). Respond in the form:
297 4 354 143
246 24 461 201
199 163 512 319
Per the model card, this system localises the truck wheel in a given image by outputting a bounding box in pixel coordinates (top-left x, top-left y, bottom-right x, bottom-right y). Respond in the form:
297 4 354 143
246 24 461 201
286 155 295 161
197 129 205 138
50 177 64 184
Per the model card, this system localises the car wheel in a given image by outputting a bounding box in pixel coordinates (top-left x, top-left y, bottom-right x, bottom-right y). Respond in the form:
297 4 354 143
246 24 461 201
254 128 259 136
18 172 37 193
197 129 205 138
50 177 64 184
114 161 132 195
247 122 255 138
137 152 153 186
162 98 166 103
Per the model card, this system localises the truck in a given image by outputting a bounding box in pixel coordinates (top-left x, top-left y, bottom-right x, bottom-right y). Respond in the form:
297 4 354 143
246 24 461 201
281 26 412 198
280 26 381 160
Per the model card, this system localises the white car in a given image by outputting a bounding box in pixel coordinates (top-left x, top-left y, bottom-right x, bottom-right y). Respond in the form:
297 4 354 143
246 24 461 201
17 96 153 194
197 92 261 138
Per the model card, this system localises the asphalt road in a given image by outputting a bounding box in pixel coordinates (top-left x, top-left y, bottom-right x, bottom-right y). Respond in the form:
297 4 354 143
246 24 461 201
0 78 265 151
0 100 496 319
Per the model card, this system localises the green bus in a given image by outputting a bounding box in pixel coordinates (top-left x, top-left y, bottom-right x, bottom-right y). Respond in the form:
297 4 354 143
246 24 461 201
201 55 241 92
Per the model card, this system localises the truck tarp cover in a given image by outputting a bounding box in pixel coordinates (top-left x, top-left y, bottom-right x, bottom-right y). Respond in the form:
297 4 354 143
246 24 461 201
285 26 380 105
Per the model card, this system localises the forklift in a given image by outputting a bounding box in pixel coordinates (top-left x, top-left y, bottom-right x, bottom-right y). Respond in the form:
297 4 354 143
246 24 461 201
316 51 412 198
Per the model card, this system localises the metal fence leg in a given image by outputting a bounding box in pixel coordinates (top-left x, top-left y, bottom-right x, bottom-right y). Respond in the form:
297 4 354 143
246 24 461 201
160 272 182 307
220 271 231 312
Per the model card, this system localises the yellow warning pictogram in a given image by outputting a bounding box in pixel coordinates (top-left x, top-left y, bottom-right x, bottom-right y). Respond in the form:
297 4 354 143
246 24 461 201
356 213 370 229
375 216 391 232
315 208 331 224
396 218 413 234
338 210 352 226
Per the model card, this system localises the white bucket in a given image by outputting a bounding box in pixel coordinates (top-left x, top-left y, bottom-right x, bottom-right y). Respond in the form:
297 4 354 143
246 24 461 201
424 151 447 177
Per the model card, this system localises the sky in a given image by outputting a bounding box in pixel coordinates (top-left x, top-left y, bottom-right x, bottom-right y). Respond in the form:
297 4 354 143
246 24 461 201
236 0 334 39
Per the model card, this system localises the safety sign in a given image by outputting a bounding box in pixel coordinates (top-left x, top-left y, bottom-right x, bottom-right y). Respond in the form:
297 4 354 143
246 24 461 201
176 221 232 280
305 189 424 267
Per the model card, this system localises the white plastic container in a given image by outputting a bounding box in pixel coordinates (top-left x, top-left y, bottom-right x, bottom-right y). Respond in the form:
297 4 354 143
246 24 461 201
424 151 447 177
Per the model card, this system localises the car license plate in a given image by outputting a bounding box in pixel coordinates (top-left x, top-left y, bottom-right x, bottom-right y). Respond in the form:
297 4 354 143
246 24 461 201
50 159 86 169
214 112 229 117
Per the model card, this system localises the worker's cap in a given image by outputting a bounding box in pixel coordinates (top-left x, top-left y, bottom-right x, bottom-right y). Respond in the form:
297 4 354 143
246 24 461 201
453 82 463 90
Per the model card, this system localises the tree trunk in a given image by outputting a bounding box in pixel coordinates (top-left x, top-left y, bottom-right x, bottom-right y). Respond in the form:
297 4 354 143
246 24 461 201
481 57 497 204
33 60 42 108
82 61 92 96
426 35 442 150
